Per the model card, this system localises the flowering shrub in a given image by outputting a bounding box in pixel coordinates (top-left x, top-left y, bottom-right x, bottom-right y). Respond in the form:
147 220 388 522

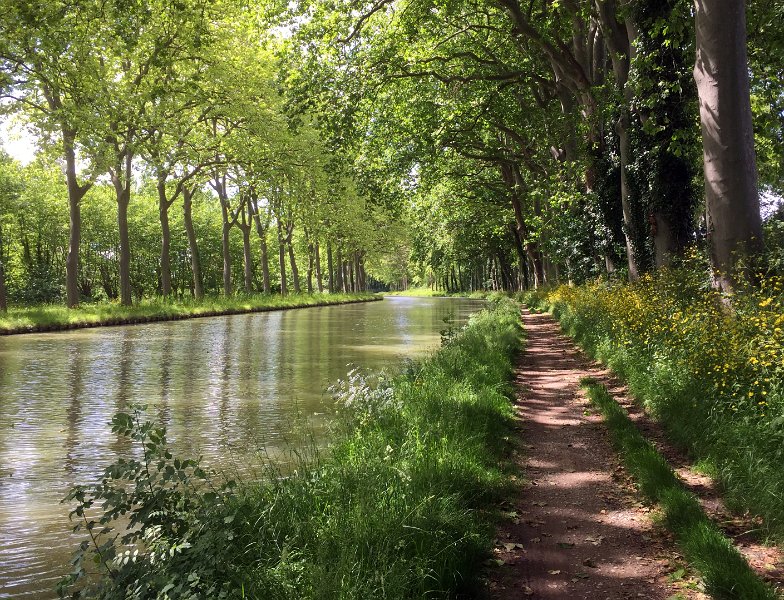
525 268 784 537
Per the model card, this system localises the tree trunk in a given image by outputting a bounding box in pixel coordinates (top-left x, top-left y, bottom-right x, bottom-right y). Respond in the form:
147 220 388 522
221 201 232 296
510 225 528 290
250 197 271 294
353 252 361 292
157 175 172 297
241 224 253 294
183 187 204 300
306 244 314 293
315 241 323 292
596 1 642 280
260 236 271 293
63 129 90 308
617 111 641 280
117 192 132 306
652 211 678 268
335 246 344 292
694 0 763 292
237 199 253 294
277 219 287 295
358 255 366 292
327 241 334 293
286 223 301 293
0 228 7 312
111 155 133 307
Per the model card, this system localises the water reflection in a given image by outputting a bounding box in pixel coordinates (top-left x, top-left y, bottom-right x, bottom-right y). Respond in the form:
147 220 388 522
0 297 483 598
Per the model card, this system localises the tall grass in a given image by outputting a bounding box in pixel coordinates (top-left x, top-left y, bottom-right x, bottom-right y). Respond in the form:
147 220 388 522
523 266 784 539
60 296 523 599
0 292 378 333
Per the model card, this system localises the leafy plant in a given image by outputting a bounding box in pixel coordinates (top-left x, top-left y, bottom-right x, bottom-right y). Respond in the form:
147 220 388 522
59 406 239 599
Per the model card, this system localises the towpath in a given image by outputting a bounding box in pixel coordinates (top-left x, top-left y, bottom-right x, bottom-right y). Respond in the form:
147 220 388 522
488 308 704 600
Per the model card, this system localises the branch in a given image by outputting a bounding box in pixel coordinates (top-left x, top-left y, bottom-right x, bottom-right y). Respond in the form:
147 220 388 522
338 0 395 44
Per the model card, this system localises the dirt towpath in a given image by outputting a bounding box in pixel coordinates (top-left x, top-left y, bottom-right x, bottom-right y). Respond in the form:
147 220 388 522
488 308 702 600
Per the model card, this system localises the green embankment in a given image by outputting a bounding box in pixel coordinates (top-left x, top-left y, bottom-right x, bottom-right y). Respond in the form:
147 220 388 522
0 293 379 335
582 379 777 600
60 296 523 599
523 273 784 540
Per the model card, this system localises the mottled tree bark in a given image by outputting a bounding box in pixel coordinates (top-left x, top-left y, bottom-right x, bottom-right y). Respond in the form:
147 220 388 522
694 0 763 292
277 218 287 295
62 129 91 307
182 187 204 299
286 222 301 293
110 151 133 306
249 195 271 294
0 228 7 311
157 174 173 297
354 252 362 292
595 0 641 280
238 200 253 294
220 201 232 296
306 246 314 293
315 241 324 293
335 246 344 292
305 228 314 293
327 241 334 293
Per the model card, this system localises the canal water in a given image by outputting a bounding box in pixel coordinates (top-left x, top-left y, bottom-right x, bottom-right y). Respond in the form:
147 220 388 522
0 297 484 598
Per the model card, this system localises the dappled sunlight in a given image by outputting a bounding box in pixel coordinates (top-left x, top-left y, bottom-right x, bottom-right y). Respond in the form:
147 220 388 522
492 309 684 600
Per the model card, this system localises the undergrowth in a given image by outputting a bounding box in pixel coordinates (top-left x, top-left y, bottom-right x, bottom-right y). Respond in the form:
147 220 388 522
582 380 776 600
58 295 522 599
523 264 784 539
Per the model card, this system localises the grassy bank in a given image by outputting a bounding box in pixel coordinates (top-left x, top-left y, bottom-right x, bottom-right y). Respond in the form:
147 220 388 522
582 380 776 600
60 296 523 599
0 293 379 334
523 268 784 539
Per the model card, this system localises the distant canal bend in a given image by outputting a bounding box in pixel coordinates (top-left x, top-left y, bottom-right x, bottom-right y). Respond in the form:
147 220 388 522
0 296 484 598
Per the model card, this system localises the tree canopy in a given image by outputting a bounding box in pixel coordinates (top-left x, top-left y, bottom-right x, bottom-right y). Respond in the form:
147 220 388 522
1 0 782 306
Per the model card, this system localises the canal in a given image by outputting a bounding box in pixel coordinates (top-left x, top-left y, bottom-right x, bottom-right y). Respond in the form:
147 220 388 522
0 296 484 598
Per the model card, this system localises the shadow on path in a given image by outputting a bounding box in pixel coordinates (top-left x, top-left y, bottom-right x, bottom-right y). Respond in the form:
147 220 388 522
488 309 705 600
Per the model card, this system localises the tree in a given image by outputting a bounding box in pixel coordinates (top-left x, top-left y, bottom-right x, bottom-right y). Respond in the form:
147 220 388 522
0 0 103 306
694 0 763 292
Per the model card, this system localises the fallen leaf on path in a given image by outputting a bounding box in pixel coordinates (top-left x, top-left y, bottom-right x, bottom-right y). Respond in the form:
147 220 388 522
503 542 525 552
548 570 561 575
522 585 534 595
531 537 541 543
582 558 598 568
484 558 505 567
584 535 605 546
557 542 575 549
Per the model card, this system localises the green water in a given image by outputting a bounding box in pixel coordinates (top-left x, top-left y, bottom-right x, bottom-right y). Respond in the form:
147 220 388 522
0 297 484 598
